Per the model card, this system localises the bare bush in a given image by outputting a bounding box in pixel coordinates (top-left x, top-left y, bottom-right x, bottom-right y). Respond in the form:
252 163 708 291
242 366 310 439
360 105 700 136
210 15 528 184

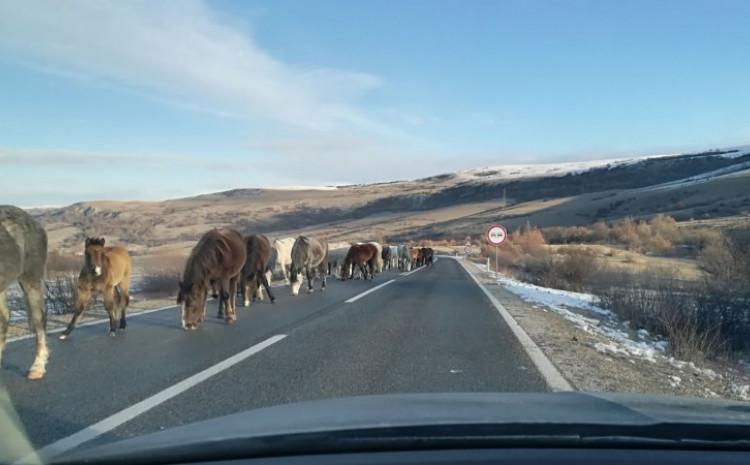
44 275 78 315
138 271 181 297
47 251 81 275
595 268 724 361
541 248 599 292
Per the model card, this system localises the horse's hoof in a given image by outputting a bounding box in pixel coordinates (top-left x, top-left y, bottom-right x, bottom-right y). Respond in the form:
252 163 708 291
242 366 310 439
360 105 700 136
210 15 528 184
216 313 223 319
108 331 116 337
58 334 68 341
270 297 276 303
27 369 45 381
243 300 250 307
226 319 236 325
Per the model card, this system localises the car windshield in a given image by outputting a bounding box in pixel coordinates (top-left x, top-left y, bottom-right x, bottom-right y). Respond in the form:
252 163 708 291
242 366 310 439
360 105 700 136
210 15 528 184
1 0 750 463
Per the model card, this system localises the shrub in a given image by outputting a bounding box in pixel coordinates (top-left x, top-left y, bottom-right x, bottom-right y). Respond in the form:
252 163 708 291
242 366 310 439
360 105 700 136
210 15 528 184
595 268 724 361
610 217 640 249
47 251 82 275
45 275 78 315
545 248 599 292
138 271 181 297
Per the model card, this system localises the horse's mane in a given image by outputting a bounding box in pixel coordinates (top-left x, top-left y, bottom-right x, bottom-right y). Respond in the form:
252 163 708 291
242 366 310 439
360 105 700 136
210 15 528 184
183 230 231 288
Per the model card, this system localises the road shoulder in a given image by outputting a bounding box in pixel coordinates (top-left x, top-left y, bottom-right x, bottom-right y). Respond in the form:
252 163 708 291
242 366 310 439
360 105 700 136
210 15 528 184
458 257 750 400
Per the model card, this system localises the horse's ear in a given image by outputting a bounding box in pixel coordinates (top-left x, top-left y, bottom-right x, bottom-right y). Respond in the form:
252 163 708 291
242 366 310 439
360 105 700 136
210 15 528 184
85 237 92 246
100 238 106 246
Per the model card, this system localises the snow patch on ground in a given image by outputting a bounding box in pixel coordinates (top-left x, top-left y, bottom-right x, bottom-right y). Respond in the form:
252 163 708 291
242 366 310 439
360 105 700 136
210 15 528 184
495 274 668 363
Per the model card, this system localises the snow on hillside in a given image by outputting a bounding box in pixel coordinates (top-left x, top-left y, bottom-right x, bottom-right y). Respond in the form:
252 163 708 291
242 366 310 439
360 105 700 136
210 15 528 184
455 145 750 183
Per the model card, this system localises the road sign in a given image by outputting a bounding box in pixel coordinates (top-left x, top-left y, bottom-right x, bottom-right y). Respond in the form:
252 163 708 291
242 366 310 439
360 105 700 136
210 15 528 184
485 224 507 246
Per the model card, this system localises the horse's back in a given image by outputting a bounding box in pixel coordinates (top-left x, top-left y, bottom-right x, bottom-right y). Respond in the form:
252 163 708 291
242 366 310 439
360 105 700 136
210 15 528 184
0 206 47 285
105 246 132 282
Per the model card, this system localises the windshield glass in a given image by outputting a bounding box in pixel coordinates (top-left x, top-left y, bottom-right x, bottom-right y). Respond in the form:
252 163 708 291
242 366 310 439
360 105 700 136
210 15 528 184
1 0 749 462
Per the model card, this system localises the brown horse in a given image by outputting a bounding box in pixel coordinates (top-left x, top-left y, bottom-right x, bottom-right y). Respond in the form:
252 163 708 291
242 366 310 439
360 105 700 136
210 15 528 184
178 229 246 329
0 206 49 380
409 247 421 268
423 247 435 266
240 234 276 308
60 238 131 339
341 243 378 280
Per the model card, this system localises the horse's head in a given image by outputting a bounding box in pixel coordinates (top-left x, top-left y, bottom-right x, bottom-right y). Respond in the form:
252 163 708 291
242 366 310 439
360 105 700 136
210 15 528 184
84 237 106 277
177 281 206 330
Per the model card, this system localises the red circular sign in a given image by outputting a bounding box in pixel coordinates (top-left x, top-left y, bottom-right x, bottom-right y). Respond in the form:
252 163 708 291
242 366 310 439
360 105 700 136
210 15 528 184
485 224 507 246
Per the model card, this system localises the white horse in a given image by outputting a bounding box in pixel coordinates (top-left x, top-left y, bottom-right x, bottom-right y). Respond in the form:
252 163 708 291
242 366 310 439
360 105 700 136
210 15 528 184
368 241 384 273
398 244 411 271
388 245 399 270
261 237 294 299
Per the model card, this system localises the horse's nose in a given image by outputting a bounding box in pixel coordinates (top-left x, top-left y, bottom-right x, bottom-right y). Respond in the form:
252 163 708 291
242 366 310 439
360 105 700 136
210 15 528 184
94 266 102 276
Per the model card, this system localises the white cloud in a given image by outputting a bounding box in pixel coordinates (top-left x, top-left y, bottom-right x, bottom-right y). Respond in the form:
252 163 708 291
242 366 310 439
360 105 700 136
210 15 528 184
0 0 384 131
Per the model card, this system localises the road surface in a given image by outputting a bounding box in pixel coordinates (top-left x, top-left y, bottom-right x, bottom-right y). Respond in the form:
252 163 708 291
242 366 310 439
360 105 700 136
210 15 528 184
0 257 548 461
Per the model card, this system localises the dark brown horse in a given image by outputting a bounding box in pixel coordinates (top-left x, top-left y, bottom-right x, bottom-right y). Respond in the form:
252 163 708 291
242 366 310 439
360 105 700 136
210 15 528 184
178 229 246 329
341 243 378 280
0 206 49 380
423 247 434 266
240 234 276 308
60 237 132 339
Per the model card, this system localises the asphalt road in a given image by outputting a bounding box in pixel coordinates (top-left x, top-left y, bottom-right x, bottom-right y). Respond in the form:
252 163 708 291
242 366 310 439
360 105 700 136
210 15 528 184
0 257 548 461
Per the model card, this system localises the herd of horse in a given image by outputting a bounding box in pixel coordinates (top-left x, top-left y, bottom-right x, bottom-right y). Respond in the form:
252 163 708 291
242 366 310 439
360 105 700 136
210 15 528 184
0 205 435 380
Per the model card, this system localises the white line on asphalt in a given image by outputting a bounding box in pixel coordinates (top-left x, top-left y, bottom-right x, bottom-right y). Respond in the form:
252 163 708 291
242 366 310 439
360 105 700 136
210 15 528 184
345 279 396 303
399 266 425 277
16 334 287 464
453 257 573 392
6 304 180 344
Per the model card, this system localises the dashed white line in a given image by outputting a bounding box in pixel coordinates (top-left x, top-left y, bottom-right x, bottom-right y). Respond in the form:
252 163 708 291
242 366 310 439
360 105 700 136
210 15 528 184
345 279 396 303
16 334 287 464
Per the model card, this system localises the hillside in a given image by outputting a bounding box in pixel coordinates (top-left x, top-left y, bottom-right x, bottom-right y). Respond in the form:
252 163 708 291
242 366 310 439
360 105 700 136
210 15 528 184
28 146 750 254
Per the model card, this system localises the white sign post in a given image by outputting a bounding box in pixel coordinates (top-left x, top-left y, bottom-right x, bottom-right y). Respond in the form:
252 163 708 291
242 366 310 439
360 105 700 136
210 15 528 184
485 224 507 275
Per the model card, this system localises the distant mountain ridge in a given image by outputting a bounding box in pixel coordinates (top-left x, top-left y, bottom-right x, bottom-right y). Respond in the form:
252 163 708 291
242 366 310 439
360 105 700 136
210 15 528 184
28 146 750 252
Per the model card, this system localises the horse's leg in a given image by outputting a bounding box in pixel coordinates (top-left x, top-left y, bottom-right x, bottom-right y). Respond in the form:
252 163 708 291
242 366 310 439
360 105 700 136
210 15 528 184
0 290 9 369
226 276 239 323
118 276 130 330
103 285 118 336
320 263 327 291
18 277 49 380
260 272 275 303
280 263 290 286
305 265 314 293
60 284 91 340
241 275 250 308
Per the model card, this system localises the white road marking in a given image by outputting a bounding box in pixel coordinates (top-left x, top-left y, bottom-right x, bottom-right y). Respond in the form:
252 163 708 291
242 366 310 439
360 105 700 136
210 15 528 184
453 257 573 392
6 304 180 344
400 266 426 277
16 334 287 464
344 279 396 303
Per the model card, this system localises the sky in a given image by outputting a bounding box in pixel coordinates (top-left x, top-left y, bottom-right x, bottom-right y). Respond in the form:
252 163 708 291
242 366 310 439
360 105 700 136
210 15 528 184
1 0 749 206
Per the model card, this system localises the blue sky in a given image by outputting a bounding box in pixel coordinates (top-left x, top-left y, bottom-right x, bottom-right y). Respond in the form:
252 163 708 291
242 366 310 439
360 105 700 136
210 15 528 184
1 0 749 206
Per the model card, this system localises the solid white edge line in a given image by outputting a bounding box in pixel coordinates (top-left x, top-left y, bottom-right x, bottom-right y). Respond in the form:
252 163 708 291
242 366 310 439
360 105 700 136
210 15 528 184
6 304 180 344
453 257 573 392
15 334 287 465
345 279 396 303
